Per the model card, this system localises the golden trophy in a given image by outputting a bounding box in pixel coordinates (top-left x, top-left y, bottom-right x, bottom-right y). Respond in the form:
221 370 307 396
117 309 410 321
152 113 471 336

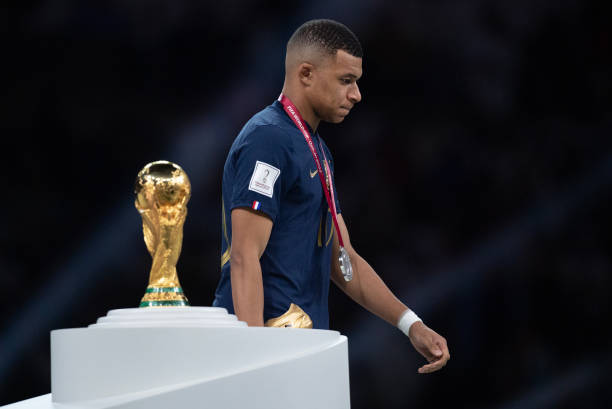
135 160 191 307
265 304 313 328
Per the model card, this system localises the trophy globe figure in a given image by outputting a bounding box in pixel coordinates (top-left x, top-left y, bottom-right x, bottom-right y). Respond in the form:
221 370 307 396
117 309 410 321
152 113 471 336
135 160 191 307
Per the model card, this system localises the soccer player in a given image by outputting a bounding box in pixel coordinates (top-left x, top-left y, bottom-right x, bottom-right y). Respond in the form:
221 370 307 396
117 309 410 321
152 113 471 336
213 19 450 373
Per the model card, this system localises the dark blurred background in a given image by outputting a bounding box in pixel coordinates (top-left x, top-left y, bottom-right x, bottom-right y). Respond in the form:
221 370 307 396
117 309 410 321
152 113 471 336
2 0 611 408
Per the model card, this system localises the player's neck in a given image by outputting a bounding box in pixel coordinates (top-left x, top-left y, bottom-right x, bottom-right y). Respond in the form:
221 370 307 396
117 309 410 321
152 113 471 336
280 87 320 133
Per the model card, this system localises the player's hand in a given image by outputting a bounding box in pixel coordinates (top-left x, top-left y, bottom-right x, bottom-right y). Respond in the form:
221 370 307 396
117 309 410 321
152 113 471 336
408 321 450 374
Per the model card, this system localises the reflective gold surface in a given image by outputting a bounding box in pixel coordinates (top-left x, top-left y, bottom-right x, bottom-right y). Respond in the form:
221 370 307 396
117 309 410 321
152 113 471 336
265 304 313 328
135 161 190 307
220 198 231 268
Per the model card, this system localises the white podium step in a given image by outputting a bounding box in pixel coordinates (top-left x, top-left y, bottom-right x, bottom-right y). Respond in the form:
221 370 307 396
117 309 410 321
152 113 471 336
2 307 350 409
90 306 246 328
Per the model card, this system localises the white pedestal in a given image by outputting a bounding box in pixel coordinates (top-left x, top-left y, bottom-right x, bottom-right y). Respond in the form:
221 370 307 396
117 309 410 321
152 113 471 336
2 307 350 409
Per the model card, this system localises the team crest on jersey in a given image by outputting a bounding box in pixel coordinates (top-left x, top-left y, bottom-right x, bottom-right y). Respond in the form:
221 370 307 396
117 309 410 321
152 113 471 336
248 161 280 198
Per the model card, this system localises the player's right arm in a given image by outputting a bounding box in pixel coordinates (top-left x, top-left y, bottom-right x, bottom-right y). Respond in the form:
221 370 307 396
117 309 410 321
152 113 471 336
225 124 294 326
229 208 273 327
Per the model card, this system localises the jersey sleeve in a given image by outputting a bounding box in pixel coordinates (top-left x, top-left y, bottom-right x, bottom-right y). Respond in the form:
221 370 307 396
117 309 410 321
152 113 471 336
228 125 294 222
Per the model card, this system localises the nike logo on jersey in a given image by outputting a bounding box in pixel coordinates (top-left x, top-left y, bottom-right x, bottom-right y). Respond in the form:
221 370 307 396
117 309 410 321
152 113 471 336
310 169 318 178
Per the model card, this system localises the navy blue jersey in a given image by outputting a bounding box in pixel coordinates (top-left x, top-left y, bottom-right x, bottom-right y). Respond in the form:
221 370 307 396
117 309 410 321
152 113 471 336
212 100 341 329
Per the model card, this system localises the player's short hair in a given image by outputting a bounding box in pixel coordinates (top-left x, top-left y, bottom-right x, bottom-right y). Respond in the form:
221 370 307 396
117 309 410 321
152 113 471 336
287 19 363 58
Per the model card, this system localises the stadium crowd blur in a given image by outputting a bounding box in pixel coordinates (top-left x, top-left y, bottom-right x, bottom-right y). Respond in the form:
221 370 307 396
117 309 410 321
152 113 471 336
2 1 611 408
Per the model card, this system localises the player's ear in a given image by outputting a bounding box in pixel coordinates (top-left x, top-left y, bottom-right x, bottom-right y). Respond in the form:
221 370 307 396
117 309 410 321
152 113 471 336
298 62 314 86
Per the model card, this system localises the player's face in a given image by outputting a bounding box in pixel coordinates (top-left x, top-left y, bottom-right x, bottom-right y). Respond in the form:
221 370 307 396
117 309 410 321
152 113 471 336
310 50 362 124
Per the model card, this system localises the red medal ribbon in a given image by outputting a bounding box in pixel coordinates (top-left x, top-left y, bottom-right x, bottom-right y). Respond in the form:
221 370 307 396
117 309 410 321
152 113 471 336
278 94 345 248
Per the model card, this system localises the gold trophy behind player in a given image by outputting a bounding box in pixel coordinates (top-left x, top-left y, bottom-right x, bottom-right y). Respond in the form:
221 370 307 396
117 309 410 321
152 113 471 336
135 161 190 307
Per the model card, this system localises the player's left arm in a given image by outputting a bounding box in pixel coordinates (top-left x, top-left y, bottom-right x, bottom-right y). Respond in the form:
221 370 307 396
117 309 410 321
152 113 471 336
331 214 450 373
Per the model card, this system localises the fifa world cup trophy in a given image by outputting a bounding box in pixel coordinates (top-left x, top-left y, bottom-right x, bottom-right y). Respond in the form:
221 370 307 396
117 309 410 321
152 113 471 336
135 161 191 307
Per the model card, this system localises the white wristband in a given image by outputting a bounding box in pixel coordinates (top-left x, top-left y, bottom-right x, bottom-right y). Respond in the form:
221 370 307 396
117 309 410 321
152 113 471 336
397 309 422 337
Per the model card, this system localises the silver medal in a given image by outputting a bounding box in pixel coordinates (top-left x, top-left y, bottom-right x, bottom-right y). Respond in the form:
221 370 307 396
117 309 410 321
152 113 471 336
338 246 353 282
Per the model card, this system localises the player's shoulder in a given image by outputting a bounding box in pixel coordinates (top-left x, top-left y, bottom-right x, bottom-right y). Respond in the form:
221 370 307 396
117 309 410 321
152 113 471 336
235 103 296 151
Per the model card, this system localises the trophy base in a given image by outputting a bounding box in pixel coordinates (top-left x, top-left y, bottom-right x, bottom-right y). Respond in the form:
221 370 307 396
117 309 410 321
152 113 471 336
3 307 350 409
138 300 189 307
140 286 189 307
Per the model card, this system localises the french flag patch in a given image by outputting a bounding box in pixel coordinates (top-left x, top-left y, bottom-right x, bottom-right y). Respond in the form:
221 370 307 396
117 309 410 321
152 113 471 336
252 200 261 210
